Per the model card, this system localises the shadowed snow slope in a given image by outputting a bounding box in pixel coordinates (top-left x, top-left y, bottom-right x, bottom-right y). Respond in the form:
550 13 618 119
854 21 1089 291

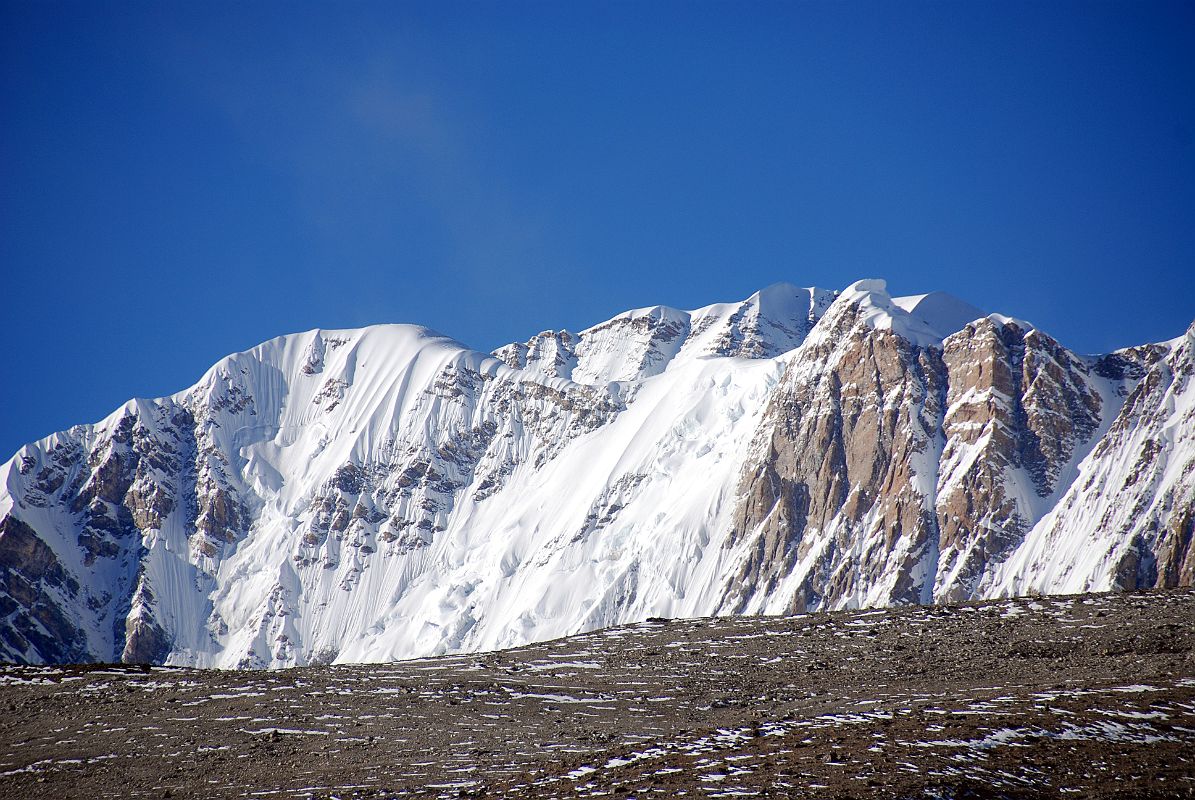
1 280 1191 667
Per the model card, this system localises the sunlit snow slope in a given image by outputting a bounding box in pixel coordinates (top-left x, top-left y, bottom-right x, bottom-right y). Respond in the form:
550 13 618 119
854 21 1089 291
1 280 1191 667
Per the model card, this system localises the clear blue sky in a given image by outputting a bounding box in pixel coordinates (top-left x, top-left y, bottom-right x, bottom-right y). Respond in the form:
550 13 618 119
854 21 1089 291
2 1 1193 458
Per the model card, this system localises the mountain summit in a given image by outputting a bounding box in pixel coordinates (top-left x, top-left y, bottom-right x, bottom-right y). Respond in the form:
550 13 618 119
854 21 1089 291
2 280 1192 667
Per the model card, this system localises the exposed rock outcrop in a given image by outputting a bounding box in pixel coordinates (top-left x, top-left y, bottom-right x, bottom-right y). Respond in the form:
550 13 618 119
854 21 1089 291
932 319 1112 600
723 284 947 613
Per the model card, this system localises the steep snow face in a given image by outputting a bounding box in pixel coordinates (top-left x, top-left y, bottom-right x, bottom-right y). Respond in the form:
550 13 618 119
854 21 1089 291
1 281 1191 668
1 325 552 666
1 289 799 668
336 354 783 662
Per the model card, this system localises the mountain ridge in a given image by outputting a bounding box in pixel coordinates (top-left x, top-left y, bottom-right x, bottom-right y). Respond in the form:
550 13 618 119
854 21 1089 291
2 278 1191 667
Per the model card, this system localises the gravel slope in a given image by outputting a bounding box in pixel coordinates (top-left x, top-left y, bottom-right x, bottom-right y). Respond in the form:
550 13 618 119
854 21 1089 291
2 588 1193 798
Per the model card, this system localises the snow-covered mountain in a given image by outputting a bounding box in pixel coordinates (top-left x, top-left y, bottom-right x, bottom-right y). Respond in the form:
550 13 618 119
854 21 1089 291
1 279 1191 667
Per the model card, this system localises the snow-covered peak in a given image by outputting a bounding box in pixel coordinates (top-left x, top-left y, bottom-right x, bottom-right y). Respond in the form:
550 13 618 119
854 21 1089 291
681 282 836 361
580 302 690 334
985 313 1038 334
810 278 944 348
891 291 986 339
493 283 837 386
804 280 1017 349
491 330 578 381
570 304 692 385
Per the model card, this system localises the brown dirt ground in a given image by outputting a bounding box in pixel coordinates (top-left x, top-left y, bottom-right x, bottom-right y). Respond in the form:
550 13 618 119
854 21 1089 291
2 589 1193 799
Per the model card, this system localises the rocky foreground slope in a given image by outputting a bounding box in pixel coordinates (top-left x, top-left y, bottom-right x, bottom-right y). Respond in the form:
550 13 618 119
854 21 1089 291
1 588 1192 798
1 278 1193 667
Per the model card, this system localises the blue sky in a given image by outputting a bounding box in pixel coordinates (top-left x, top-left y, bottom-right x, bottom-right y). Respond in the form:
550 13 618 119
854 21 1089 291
2 0 1193 458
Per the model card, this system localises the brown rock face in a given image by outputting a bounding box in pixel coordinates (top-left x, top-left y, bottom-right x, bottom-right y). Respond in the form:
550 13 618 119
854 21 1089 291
723 297 947 613
0 515 89 663
1157 507 1195 587
1008 322 1195 594
194 482 246 556
723 292 1178 612
1 395 229 663
120 577 171 665
493 330 578 378
933 320 1107 600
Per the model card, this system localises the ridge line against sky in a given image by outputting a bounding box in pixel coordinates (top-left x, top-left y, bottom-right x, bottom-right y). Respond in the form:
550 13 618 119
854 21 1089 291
2 0 1193 459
